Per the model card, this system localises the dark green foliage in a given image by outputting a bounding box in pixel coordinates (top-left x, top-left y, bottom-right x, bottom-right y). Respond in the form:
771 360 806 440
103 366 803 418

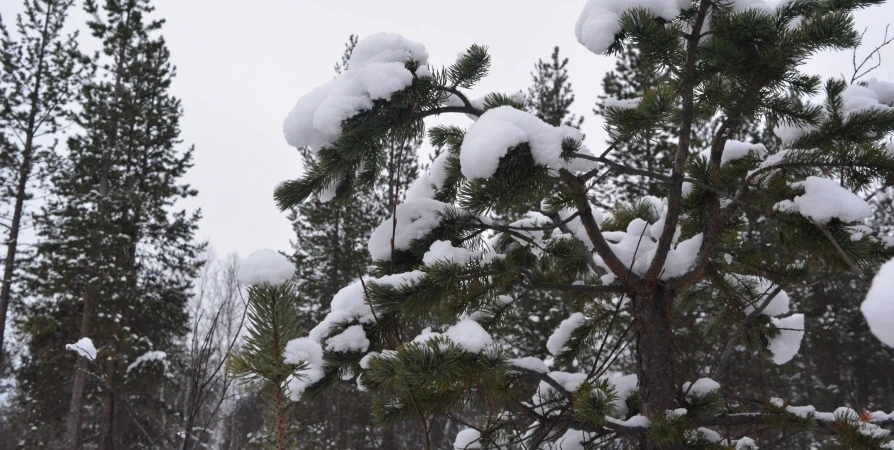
526 47 584 128
11 1 202 447
272 2 894 449
228 282 303 450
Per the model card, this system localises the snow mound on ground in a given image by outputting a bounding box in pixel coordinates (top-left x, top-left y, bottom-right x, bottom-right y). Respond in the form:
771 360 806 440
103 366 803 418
65 337 96 360
283 32 428 151
861 258 894 347
238 249 295 285
576 0 688 54
459 106 589 179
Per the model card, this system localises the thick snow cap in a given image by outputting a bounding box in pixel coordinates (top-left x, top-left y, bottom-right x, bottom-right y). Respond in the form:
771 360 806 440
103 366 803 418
283 32 428 151
861 259 894 347
238 249 295 285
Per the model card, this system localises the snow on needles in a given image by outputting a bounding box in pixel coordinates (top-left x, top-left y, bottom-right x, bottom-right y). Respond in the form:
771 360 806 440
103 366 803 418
283 33 428 151
65 337 96 360
459 106 590 180
768 314 805 365
454 428 482 449
238 249 295 285
576 0 688 54
414 318 494 353
368 198 451 261
861 258 894 347
774 177 872 224
126 351 167 373
283 337 326 399
546 312 587 355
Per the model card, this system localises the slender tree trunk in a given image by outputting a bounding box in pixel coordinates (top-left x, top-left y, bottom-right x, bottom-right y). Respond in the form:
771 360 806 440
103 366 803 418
0 133 35 368
64 292 95 449
99 358 118 450
634 284 678 449
0 0 54 370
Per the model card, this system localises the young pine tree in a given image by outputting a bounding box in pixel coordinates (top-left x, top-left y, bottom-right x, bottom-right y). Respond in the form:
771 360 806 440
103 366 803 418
16 0 202 448
0 0 86 370
272 3 894 449
228 251 302 450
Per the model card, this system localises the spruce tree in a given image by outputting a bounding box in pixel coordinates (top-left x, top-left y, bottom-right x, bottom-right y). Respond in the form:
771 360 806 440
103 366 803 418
15 0 201 447
0 0 85 370
271 3 894 449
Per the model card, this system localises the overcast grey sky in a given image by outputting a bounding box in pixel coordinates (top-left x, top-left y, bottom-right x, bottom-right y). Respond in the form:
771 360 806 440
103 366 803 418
4 0 893 258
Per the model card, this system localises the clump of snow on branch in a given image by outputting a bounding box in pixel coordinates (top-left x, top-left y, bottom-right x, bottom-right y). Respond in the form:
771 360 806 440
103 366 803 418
509 356 548 373
413 318 494 353
422 240 503 266
604 96 641 109
575 0 688 54
283 337 325 399
728 275 790 317
65 337 96 360
325 324 370 353
774 176 872 224
767 313 805 364
454 428 481 449
459 106 591 179
404 151 453 201
531 372 637 419
309 270 425 342
368 198 450 260
861 258 894 347
126 351 167 373
238 249 295 285
700 140 767 165
596 200 703 284
774 78 894 144
866 78 894 104
546 312 587 355
683 378 721 398
283 32 428 151
445 319 493 353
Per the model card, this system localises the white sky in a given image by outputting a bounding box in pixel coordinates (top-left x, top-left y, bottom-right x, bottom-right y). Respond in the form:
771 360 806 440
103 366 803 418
3 1 893 258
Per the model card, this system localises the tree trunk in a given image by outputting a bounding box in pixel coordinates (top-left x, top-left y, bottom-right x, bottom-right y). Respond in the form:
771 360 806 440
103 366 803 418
0 0 54 371
99 358 118 450
64 293 95 450
634 284 678 448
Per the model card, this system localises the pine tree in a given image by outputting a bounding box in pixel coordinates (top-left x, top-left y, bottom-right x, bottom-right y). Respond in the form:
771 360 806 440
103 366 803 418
14 0 202 447
228 254 303 450
270 3 894 449
526 46 584 129
0 0 86 370
284 34 421 449
595 45 678 205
